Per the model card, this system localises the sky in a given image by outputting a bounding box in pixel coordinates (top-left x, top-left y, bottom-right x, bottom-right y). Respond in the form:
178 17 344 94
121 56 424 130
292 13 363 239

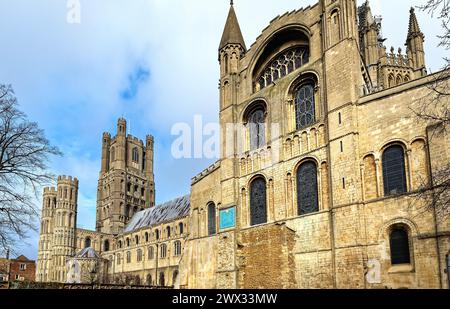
0 0 446 259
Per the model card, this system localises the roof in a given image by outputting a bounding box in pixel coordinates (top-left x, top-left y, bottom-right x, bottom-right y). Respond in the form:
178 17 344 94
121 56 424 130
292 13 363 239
219 4 246 50
75 247 101 259
124 195 190 233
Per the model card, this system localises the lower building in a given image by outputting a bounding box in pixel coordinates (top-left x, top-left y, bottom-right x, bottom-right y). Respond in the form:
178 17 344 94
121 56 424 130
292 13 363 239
0 255 36 282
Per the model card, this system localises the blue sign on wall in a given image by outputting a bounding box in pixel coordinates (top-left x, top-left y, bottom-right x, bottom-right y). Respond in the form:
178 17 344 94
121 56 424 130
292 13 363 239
219 207 236 230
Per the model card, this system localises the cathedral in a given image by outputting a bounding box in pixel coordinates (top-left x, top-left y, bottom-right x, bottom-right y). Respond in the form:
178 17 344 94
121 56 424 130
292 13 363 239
37 0 450 289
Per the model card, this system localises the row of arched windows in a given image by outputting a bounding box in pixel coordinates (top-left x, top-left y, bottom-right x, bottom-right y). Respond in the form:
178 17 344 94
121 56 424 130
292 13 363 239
388 73 411 88
248 160 320 226
118 242 182 264
246 80 317 151
243 144 411 226
117 223 185 250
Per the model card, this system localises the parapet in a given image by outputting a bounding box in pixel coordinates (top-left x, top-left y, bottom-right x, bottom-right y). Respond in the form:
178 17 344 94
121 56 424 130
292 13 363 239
57 175 79 186
43 187 57 195
191 161 221 185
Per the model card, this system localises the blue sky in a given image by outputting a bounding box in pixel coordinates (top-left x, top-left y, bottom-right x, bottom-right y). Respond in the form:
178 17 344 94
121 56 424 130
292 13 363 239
0 0 446 259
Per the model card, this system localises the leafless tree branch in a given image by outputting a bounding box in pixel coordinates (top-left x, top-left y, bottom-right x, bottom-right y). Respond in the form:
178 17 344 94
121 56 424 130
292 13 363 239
0 84 62 255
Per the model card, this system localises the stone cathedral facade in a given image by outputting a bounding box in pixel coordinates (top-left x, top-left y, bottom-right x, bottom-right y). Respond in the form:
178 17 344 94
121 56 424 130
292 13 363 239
37 0 450 289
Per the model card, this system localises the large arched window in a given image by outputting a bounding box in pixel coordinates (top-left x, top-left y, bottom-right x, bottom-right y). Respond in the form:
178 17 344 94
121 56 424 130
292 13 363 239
136 249 142 262
179 222 184 235
297 161 319 215
174 241 182 256
132 147 139 163
248 108 266 151
382 145 407 196
160 244 167 259
84 237 91 248
117 253 121 265
389 226 411 265
250 177 267 226
104 240 110 252
208 203 216 236
295 83 316 130
126 251 131 263
148 246 154 259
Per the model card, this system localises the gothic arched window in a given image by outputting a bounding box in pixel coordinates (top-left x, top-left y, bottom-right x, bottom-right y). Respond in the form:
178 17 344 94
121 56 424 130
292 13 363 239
295 83 316 130
208 203 216 236
132 147 139 163
297 161 319 215
84 237 91 248
174 241 182 256
389 227 411 265
160 244 167 259
155 229 160 240
248 108 266 151
166 226 171 238
136 249 142 262
117 253 121 265
145 232 149 242
126 251 131 263
179 222 184 234
250 177 267 226
148 246 154 259
104 240 110 252
382 145 407 196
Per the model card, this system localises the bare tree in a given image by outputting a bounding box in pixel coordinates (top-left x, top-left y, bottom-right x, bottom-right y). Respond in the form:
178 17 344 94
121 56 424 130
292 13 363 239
0 84 62 254
411 1 450 219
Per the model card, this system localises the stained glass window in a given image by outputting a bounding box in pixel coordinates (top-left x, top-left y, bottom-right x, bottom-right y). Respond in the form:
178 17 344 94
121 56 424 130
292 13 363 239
295 83 316 130
208 203 217 236
250 177 267 226
297 161 319 215
390 227 411 265
258 46 309 90
382 145 407 195
248 109 265 151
